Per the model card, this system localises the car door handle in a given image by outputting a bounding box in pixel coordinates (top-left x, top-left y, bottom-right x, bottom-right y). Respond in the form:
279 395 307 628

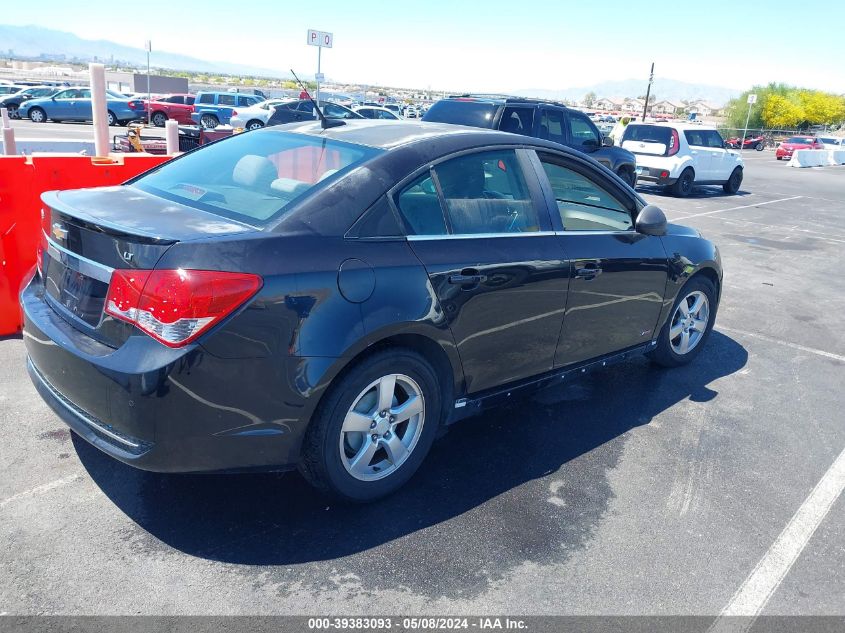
448 272 487 285
575 266 602 279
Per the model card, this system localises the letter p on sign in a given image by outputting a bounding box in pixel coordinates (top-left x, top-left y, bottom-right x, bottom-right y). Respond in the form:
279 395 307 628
307 30 334 48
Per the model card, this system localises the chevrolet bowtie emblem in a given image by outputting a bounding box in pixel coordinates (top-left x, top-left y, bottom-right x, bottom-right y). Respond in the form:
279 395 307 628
51 223 69 241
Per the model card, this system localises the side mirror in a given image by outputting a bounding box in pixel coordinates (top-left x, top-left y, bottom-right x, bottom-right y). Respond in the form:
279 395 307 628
635 204 668 236
602 136 614 147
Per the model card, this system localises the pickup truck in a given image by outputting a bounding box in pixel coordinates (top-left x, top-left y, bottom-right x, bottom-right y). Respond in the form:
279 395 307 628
190 91 264 128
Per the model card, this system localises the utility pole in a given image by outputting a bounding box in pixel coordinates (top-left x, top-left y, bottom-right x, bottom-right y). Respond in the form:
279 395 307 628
641 62 654 122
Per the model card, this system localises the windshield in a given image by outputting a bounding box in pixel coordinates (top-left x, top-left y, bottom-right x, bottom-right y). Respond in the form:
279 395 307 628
133 130 382 225
422 99 498 128
621 124 672 144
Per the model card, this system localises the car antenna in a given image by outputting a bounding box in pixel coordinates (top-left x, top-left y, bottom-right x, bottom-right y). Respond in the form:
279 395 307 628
290 69 344 129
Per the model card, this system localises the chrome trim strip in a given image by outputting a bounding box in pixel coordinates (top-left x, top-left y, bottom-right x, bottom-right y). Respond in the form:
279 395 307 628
45 233 114 283
27 357 142 450
407 231 557 241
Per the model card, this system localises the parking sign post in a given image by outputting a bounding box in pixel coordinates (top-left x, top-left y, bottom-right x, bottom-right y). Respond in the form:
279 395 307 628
741 93 757 153
307 30 333 106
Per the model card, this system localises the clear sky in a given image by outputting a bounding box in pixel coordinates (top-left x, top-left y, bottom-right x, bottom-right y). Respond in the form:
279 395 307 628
4 0 844 93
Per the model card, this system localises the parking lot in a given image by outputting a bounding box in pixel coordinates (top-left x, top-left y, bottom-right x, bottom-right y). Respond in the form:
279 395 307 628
0 156 843 617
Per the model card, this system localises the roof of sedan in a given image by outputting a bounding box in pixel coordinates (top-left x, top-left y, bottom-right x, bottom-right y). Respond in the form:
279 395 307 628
270 119 550 150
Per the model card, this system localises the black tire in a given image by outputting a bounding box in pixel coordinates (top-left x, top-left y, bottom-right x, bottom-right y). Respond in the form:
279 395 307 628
7 104 19 119
755 142 764 151
776 156 782 161
107 110 117 126
152 111 167 127
299 348 442 502
722 167 743 194
671 168 694 197
649 275 717 368
200 114 219 129
245 119 264 131
617 166 636 189
28 107 46 123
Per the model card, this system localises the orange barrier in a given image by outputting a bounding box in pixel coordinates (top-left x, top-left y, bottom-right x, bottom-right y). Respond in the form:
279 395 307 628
0 154 172 335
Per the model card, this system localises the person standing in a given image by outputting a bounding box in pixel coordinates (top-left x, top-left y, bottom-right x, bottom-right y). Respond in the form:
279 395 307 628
608 116 632 145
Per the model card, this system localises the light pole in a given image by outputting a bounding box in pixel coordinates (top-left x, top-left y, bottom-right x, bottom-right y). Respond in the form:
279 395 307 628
145 39 152 126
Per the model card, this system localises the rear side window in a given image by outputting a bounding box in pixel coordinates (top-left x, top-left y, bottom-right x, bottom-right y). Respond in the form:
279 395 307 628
539 109 566 145
397 150 541 236
218 94 236 106
499 106 534 136
198 93 214 104
421 100 498 128
684 130 707 147
133 131 381 226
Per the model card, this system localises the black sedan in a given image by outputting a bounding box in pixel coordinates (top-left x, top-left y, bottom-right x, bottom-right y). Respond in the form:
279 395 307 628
22 121 722 502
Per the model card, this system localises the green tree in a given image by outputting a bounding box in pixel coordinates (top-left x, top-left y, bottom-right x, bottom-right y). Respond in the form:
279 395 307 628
583 91 596 107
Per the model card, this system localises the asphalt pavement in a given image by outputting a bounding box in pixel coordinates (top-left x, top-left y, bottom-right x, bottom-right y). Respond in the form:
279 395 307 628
0 154 843 618
6 119 165 141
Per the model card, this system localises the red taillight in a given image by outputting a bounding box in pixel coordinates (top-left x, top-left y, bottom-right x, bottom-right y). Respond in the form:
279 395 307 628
231 110 238 117
667 129 680 156
128 100 140 110
105 269 262 348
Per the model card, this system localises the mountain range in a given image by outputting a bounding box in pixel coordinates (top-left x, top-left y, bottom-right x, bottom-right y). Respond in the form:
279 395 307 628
0 24 283 78
514 78 741 107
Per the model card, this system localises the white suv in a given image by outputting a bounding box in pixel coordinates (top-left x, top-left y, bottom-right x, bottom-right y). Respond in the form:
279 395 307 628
620 122 744 196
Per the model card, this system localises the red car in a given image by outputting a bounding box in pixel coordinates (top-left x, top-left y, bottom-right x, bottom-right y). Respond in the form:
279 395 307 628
726 134 766 150
776 136 824 160
144 93 196 127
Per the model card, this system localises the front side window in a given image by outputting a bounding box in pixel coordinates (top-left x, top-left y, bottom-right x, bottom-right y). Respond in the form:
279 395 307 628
133 131 381 226
568 113 601 148
539 155 632 231
53 89 74 99
706 130 725 148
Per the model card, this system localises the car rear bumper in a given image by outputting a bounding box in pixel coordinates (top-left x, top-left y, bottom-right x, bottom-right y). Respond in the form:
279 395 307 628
21 276 306 473
635 166 677 185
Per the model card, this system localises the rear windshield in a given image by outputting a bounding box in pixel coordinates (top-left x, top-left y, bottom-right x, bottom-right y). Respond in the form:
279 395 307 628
133 130 382 226
621 124 672 144
786 137 814 144
422 99 498 128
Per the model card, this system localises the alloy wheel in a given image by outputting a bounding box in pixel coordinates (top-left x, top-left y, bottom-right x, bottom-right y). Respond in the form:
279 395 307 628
339 373 425 482
669 290 710 355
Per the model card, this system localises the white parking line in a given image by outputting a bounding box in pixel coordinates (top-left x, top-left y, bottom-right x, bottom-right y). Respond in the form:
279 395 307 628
709 446 845 633
717 326 845 363
670 196 802 222
0 474 83 509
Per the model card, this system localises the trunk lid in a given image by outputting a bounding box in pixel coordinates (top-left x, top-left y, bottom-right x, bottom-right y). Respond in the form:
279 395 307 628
41 186 255 347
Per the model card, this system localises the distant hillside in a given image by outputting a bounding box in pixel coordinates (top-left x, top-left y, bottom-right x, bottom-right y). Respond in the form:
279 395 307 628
514 78 741 107
0 24 284 78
